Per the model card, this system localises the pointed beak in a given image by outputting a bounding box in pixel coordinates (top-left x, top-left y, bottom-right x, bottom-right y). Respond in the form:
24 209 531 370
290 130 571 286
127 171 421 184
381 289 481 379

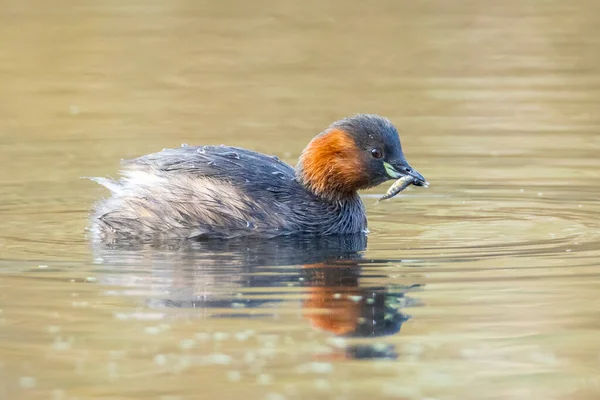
383 160 429 187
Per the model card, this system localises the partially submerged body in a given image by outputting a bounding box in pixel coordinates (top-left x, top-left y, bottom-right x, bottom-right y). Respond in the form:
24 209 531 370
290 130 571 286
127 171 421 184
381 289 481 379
91 146 366 240
90 114 427 241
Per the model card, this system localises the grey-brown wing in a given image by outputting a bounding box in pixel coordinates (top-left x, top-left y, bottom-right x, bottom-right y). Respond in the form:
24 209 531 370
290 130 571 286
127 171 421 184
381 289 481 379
124 145 296 186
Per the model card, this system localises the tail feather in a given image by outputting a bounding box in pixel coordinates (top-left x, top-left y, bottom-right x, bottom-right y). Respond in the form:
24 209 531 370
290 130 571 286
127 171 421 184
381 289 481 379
84 176 123 194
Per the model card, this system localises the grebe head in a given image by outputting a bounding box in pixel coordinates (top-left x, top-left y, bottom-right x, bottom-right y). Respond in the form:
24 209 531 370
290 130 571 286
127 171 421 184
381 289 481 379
296 114 427 201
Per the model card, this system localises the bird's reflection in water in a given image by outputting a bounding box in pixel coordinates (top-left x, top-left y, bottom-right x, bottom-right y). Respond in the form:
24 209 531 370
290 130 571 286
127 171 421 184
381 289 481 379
92 234 420 360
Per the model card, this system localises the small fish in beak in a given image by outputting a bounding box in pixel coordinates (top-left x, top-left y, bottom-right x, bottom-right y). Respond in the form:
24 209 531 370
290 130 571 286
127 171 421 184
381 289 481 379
378 175 416 201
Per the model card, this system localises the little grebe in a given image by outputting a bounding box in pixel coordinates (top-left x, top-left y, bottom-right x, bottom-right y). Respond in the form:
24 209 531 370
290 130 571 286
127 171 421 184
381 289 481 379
91 114 427 240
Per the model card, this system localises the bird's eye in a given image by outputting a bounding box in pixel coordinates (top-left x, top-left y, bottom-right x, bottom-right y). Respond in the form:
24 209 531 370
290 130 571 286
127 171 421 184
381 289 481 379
370 148 383 159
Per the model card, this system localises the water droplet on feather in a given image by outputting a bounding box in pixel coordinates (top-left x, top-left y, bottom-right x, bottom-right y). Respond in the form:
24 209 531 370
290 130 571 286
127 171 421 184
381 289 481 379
222 151 240 159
